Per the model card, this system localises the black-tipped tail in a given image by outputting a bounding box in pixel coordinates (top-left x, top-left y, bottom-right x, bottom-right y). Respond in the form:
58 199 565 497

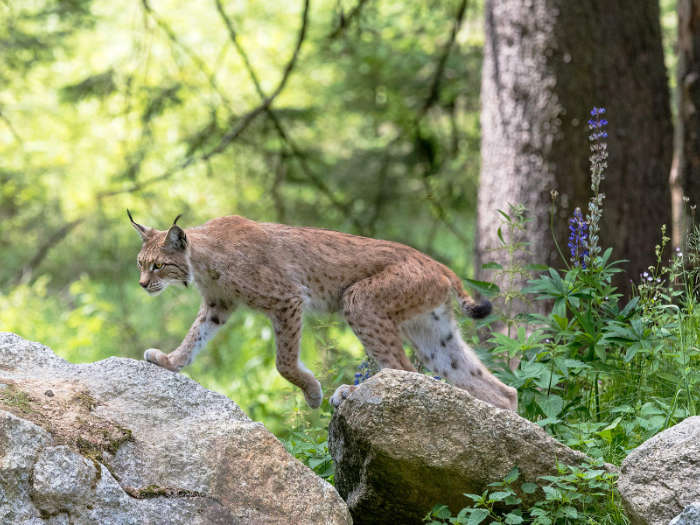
468 300 492 319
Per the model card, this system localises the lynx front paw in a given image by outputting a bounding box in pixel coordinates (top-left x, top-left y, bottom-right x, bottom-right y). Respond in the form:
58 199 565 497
330 384 358 408
144 348 176 371
303 381 323 409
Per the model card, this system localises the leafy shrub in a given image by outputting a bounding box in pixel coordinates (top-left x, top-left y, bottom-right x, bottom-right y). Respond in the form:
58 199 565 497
283 420 334 483
481 108 698 462
424 462 625 525
425 107 698 521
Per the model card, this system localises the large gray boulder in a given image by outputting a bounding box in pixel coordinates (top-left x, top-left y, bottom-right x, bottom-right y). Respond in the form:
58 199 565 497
670 503 700 525
0 332 351 524
328 369 606 525
618 416 700 525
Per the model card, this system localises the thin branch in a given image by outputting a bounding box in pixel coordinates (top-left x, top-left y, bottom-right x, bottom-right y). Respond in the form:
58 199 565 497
214 0 365 231
366 149 392 236
0 107 22 144
421 176 471 245
420 0 468 114
266 113 365 231
327 0 370 40
414 0 471 244
213 0 265 99
11 218 84 286
98 0 309 199
141 0 231 108
202 0 310 160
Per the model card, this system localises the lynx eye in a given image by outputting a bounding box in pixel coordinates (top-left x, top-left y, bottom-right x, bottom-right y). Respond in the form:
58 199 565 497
152 263 164 271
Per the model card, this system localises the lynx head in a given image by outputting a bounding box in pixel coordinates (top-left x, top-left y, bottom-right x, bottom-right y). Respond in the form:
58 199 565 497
128 210 192 296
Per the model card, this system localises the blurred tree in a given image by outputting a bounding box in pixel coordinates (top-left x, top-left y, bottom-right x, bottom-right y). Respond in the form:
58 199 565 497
477 0 672 299
671 0 700 245
0 0 96 286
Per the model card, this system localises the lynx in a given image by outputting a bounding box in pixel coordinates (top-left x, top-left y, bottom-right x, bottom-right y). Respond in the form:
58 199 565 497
128 212 517 410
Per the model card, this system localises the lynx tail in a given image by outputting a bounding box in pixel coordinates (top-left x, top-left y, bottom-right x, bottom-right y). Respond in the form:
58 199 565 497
445 271 492 319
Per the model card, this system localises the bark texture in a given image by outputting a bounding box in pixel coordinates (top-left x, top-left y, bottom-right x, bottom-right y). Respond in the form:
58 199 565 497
478 0 672 295
672 0 700 245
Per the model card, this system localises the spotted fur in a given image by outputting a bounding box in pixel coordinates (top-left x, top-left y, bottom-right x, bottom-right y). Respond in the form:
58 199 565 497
129 213 517 411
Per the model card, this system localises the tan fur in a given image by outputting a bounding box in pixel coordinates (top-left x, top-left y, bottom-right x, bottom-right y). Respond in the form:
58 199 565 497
129 213 518 411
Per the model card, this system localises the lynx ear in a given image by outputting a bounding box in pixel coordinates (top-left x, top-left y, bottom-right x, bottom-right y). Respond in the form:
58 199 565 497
164 223 187 251
127 209 153 242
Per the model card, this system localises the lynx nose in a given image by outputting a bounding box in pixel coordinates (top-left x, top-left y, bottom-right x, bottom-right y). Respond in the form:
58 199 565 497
140 280 149 289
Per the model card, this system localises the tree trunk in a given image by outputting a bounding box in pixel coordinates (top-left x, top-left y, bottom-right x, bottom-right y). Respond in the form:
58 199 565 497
672 0 700 247
477 0 672 300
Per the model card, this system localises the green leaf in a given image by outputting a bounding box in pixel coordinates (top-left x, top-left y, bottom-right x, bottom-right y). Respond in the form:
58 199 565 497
497 209 511 221
503 466 520 484
308 457 326 468
542 485 562 501
488 491 512 502
593 343 607 363
535 417 561 427
521 482 538 494
463 278 500 298
601 247 613 265
531 514 552 525
481 262 503 270
597 416 622 443
467 509 489 525
427 504 452 520
455 508 472 522
504 494 522 505
624 346 640 362
619 296 639 317
536 395 564 418
504 513 524 524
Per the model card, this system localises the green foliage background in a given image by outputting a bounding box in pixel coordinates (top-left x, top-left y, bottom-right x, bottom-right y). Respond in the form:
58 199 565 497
0 0 683 441
0 0 488 436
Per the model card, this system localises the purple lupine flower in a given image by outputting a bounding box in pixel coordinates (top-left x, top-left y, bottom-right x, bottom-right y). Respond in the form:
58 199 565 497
353 361 372 385
568 207 589 268
585 106 609 265
588 107 609 145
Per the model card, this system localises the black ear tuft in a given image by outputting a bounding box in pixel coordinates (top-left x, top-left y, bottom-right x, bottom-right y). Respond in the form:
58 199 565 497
470 300 492 319
173 213 183 225
127 209 152 241
164 224 187 251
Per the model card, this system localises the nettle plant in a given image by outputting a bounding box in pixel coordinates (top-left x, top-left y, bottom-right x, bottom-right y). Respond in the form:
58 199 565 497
484 108 698 462
424 461 624 525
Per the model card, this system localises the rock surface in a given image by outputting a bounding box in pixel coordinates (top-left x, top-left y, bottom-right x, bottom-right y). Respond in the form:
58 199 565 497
618 416 700 525
0 332 351 524
670 503 700 525
328 369 604 525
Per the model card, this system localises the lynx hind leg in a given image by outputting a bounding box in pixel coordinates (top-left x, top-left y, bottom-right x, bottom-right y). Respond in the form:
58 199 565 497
400 303 518 410
330 312 413 408
331 273 422 408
